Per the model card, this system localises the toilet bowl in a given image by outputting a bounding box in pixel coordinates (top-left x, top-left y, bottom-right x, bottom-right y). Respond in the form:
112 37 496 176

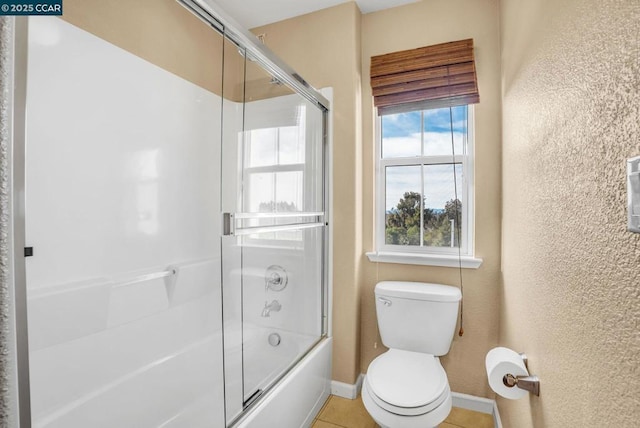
362 282 461 428
362 349 452 428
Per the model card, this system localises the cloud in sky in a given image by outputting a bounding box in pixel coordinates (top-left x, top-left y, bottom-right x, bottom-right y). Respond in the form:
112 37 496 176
382 106 468 139
382 110 421 138
424 106 468 133
382 106 467 211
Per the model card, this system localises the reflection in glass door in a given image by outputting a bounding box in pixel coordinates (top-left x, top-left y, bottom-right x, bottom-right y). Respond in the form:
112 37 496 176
220 36 327 424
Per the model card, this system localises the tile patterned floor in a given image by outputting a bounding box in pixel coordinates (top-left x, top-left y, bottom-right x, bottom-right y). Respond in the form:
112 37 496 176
311 395 494 428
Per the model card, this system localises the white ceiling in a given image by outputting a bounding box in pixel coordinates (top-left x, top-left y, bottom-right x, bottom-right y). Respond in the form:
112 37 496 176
213 0 420 29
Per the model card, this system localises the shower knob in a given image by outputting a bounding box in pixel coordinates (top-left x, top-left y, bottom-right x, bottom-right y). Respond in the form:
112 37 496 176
265 265 288 292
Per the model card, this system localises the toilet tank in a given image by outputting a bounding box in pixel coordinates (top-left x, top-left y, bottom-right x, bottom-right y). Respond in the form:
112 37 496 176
375 281 461 355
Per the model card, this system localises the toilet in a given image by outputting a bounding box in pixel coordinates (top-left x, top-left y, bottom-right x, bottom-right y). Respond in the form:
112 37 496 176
362 281 462 428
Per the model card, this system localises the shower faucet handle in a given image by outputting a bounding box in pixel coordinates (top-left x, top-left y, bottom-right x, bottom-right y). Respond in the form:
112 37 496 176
264 265 288 292
269 272 282 285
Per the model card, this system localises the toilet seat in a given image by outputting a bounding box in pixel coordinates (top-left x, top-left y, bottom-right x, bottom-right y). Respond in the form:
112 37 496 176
366 349 449 416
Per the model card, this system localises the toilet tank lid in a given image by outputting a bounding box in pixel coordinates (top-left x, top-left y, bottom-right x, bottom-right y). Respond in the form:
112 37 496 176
375 281 461 302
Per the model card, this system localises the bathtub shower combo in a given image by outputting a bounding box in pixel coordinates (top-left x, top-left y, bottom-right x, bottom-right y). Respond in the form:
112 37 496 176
10 1 331 427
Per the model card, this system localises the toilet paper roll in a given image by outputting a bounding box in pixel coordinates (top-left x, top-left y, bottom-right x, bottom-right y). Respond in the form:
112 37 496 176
485 347 529 399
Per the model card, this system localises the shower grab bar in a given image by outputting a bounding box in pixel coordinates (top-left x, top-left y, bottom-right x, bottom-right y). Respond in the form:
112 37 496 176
233 212 324 219
232 222 324 236
113 268 177 289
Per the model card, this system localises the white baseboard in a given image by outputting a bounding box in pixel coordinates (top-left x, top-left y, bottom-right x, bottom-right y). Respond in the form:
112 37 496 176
330 373 363 399
493 401 503 428
451 392 502 428
329 377 503 427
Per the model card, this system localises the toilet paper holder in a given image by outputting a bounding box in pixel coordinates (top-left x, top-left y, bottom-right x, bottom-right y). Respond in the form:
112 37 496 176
502 353 540 396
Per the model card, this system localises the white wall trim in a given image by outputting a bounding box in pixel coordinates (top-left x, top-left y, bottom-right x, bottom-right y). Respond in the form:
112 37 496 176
451 392 494 413
328 378 503 428
493 400 503 428
451 392 501 427
330 373 363 399
366 251 483 268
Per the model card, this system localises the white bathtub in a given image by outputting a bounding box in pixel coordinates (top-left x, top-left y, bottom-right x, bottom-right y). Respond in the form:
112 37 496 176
222 321 331 426
28 286 331 428
235 337 332 428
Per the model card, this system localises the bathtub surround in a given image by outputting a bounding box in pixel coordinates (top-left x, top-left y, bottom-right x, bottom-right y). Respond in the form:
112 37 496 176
15 0 331 425
25 17 225 425
500 0 640 426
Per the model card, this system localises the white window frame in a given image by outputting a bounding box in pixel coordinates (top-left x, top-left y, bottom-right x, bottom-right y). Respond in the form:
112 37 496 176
241 126 307 248
238 97 324 250
242 126 306 212
367 106 482 268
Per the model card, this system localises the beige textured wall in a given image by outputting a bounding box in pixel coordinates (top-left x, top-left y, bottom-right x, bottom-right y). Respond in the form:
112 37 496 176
500 0 640 426
251 2 364 384
254 0 503 391
360 0 502 397
60 0 225 94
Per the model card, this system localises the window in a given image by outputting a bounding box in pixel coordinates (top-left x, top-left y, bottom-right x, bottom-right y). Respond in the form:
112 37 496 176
242 124 306 244
370 105 479 266
240 98 324 248
367 39 481 267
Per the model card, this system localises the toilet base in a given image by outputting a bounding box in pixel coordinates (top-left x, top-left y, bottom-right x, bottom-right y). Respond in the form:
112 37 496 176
362 378 452 428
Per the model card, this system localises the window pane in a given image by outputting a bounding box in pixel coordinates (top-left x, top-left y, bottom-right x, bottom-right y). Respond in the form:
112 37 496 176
247 128 277 167
423 106 467 156
275 171 303 212
385 165 422 246
246 171 303 213
248 172 274 212
381 111 421 158
278 125 305 165
423 164 463 248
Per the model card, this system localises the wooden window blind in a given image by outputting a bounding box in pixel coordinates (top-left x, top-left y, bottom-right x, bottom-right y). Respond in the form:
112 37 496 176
370 39 479 115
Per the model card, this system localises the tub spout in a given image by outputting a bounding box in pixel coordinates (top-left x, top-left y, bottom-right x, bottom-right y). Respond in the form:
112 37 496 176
261 300 282 317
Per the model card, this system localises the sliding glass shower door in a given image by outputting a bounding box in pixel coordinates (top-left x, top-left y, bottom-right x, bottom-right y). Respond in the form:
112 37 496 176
19 9 328 428
220 36 327 424
23 15 226 428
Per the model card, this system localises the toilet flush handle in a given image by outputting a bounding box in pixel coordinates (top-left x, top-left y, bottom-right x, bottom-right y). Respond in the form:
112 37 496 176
378 297 392 306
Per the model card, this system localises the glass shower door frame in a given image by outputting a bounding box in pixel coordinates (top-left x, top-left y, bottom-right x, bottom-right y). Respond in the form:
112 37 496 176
219 63 329 424
184 0 331 420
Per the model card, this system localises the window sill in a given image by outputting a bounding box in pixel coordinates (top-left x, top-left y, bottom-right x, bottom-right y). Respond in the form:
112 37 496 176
365 251 483 269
